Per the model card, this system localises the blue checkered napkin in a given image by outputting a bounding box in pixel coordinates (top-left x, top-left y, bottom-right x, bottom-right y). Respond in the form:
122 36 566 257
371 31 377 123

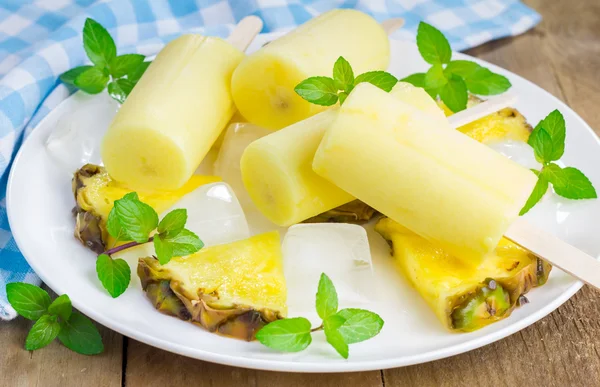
0 0 540 320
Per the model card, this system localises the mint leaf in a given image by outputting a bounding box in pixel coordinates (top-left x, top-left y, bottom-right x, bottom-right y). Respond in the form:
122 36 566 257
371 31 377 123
323 314 349 359
354 71 398 92
109 53 145 78
25 314 60 351
544 164 597 199
6 282 51 320
158 209 187 238
333 56 354 90
465 67 511 96
416 21 452 65
83 18 116 68
444 60 480 79
107 79 134 104
529 128 554 164
48 294 72 321
335 308 384 344
60 66 93 86
519 174 549 215
168 229 204 259
106 207 125 242
74 67 109 94
529 110 566 161
400 73 425 88
256 317 312 352
58 312 104 355
96 254 131 298
338 91 349 105
424 63 447 90
316 273 338 320
128 61 151 83
439 75 468 112
295 76 339 106
153 235 173 265
112 193 158 243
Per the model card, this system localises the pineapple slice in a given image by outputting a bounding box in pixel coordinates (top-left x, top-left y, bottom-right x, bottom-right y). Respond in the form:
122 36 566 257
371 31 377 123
72 164 220 253
137 231 286 340
375 217 551 332
438 96 532 143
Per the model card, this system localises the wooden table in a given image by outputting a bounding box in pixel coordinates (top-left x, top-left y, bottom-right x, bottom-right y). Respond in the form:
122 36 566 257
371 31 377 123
2 1 599 386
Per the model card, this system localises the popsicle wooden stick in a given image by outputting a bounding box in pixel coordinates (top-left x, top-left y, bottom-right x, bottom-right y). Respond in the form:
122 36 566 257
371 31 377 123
448 92 518 129
505 217 600 289
381 18 405 35
226 15 263 51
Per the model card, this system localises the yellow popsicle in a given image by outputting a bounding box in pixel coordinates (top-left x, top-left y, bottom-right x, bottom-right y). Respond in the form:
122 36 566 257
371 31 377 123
313 83 537 262
241 83 445 226
102 34 244 191
231 9 390 130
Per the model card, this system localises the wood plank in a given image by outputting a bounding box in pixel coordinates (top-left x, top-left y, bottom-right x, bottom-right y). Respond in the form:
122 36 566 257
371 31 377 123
124 339 383 387
0 287 123 387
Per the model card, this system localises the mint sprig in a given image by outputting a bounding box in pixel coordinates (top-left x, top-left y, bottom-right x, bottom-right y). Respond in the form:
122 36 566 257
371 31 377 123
294 56 398 106
6 283 103 355
59 18 151 103
520 110 597 215
98 193 204 298
256 273 384 359
401 21 511 112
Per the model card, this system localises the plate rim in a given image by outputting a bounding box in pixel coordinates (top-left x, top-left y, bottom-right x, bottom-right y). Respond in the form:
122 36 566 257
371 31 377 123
6 36 594 372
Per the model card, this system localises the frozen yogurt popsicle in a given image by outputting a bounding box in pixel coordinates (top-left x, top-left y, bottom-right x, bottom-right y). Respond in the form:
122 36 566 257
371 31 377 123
313 83 538 261
231 9 390 130
102 34 244 191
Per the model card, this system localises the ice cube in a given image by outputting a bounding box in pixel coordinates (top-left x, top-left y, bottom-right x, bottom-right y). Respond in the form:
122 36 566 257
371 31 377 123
282 223 375 311
45 93 118 174
213 123 272 208
488 140 542 170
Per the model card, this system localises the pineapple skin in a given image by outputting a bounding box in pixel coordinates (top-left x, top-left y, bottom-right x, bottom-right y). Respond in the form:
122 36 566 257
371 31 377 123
375 217 551 332
137 231 287 341
72 164 219 253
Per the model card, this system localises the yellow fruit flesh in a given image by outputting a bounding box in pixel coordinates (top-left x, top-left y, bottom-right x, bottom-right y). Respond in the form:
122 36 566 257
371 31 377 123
231 9 390 130
102 34 244 191
241 83 445 226
313 83 537 263
162 231 287 314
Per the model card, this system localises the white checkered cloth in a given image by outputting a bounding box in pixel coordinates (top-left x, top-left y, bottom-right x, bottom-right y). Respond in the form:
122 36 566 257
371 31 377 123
0 0 540 320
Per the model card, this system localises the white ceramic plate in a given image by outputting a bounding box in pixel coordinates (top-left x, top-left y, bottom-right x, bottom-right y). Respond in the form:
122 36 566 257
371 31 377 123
7 33 600 373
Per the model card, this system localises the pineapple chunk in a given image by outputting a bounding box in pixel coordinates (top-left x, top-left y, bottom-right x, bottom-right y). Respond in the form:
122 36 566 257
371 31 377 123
137 231 286 340
72 164 220 253
375 217 551 332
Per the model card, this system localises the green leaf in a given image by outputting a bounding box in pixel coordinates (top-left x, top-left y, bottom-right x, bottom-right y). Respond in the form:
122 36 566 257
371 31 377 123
82 18 116 68
96 254 131 298
165 229 204 262
109 53 145 78
60 66 93 86
332 56 354 90
335 308 384 344
48 294 72 321
439 75 468 112
158 209 187 238
529 128 554 164
112 193 158 243
255 317 312 352
74 67 109 94
519 174 549 215
106 207 125 242
295 76 339 106
529 110 566 161
400 73 425 88
424 64 448 90
107 79 135 104
543 164 597 200
315 273 338 320
127 61 151 83
153 235 173 265
416 21 452 65
444 60 480 79
25 314 60 351
323 315 349 359
465 67 511 95
58 312 104 355
354 71 398 92
338 91 349 105
6 282 51 320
